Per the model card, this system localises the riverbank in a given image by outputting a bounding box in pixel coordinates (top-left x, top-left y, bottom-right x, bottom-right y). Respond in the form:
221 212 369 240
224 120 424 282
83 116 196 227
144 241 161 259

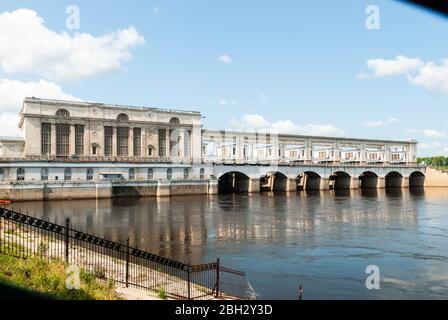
0 216 237 300
0 253 120 300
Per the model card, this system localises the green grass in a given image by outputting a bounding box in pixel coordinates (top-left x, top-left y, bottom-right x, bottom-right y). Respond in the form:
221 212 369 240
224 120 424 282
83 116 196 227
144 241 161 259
0 253 121 300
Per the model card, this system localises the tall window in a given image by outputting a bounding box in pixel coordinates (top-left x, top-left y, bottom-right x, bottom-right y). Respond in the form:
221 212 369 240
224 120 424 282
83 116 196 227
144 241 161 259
41 123 51 155
117 127 129 156
183 168 189 180
167 168 172 180
64 168 72 181
17 168 25 181
129 168 135 180
75 124 84 156
104 127 113 156
56 123 70 156
133 128 141 157
158 129 166 157
147 168 154 180
148 146 153 157
41 168 49 181
200 168 205 180
86 168 94 181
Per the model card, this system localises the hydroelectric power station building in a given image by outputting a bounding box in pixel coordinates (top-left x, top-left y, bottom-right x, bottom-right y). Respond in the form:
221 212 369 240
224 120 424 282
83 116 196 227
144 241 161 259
0 97 425 201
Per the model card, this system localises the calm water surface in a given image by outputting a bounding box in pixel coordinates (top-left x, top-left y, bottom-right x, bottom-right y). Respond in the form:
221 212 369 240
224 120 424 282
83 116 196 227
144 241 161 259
7 188 448 299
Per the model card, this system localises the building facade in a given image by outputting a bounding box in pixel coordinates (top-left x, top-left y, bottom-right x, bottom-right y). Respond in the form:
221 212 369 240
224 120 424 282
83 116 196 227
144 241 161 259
0 97 423 201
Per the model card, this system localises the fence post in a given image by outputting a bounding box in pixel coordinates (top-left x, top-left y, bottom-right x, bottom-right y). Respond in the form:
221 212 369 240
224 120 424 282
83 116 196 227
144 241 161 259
216 258 220 298
187 264 191 300
65 218 70 262
125 238 130 288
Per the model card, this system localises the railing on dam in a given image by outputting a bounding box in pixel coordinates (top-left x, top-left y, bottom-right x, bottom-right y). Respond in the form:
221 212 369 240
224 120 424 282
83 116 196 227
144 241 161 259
204 159 425 168
0 207 251 300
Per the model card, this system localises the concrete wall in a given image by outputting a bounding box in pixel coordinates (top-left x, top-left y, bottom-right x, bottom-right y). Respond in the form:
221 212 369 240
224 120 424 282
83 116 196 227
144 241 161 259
0 180 212 201
424 167 448 187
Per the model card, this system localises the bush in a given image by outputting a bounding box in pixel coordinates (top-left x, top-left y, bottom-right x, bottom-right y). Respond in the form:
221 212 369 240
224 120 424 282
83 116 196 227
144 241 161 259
157 288 168 300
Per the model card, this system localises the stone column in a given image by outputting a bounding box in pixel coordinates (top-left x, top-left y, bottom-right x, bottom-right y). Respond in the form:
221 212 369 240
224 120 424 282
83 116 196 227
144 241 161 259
141 127 146 158
248 178 260 193
129 127 134 157
384 144 390 164
350 177 360 189
84 123 90 156
334 142 340 163
178 129 185 160
250 143 255 161
305 139 312 163
377 177 386 189
50 123 57 156
191 125 202 164
319 178 330 191
69 124 76 156
360 144 366 164
408 141 417 164
112 127 117 157
402 176 410 188
166 129 170 160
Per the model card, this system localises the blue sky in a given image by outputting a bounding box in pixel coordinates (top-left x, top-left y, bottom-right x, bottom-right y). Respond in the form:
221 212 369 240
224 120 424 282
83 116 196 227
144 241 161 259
0 0 447 156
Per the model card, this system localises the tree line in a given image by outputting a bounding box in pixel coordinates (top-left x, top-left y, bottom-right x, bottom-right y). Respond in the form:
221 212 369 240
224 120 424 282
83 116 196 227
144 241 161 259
417 156 448 168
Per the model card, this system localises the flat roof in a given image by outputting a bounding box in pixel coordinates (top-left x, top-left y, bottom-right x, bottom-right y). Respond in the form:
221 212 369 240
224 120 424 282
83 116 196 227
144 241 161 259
24 97 202 116
202 129 417 145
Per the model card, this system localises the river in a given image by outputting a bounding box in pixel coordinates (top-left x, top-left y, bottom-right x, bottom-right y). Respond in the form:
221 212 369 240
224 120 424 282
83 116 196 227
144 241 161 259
6 188 448 299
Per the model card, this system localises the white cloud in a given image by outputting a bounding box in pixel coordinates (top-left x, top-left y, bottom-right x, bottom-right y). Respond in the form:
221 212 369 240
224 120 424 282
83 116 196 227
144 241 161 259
219 99 237 106
365 117 398 127
229 114 345 136
361 55 423 78
217 54 232 64
360 55 448 95
260 93 270 100
423 129 446 139
0 9 145 81
0 78 81 136
365 120 383 127
408 60 448 94
230 114 270 129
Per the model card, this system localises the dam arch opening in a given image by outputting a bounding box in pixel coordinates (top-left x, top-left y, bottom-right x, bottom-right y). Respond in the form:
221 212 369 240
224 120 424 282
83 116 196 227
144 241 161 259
385 171 403 188
218 171 250 194
260 171 289 192
410 171 425 188
329 171 351 190
359 171 378 189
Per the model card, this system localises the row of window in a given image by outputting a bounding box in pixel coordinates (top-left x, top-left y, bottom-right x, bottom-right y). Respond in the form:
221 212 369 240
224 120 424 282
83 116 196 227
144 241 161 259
4 168 206 182
44 110 188 158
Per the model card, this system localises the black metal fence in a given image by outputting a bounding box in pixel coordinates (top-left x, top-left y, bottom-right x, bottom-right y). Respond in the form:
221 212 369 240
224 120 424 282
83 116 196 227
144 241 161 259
0 207 248 300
